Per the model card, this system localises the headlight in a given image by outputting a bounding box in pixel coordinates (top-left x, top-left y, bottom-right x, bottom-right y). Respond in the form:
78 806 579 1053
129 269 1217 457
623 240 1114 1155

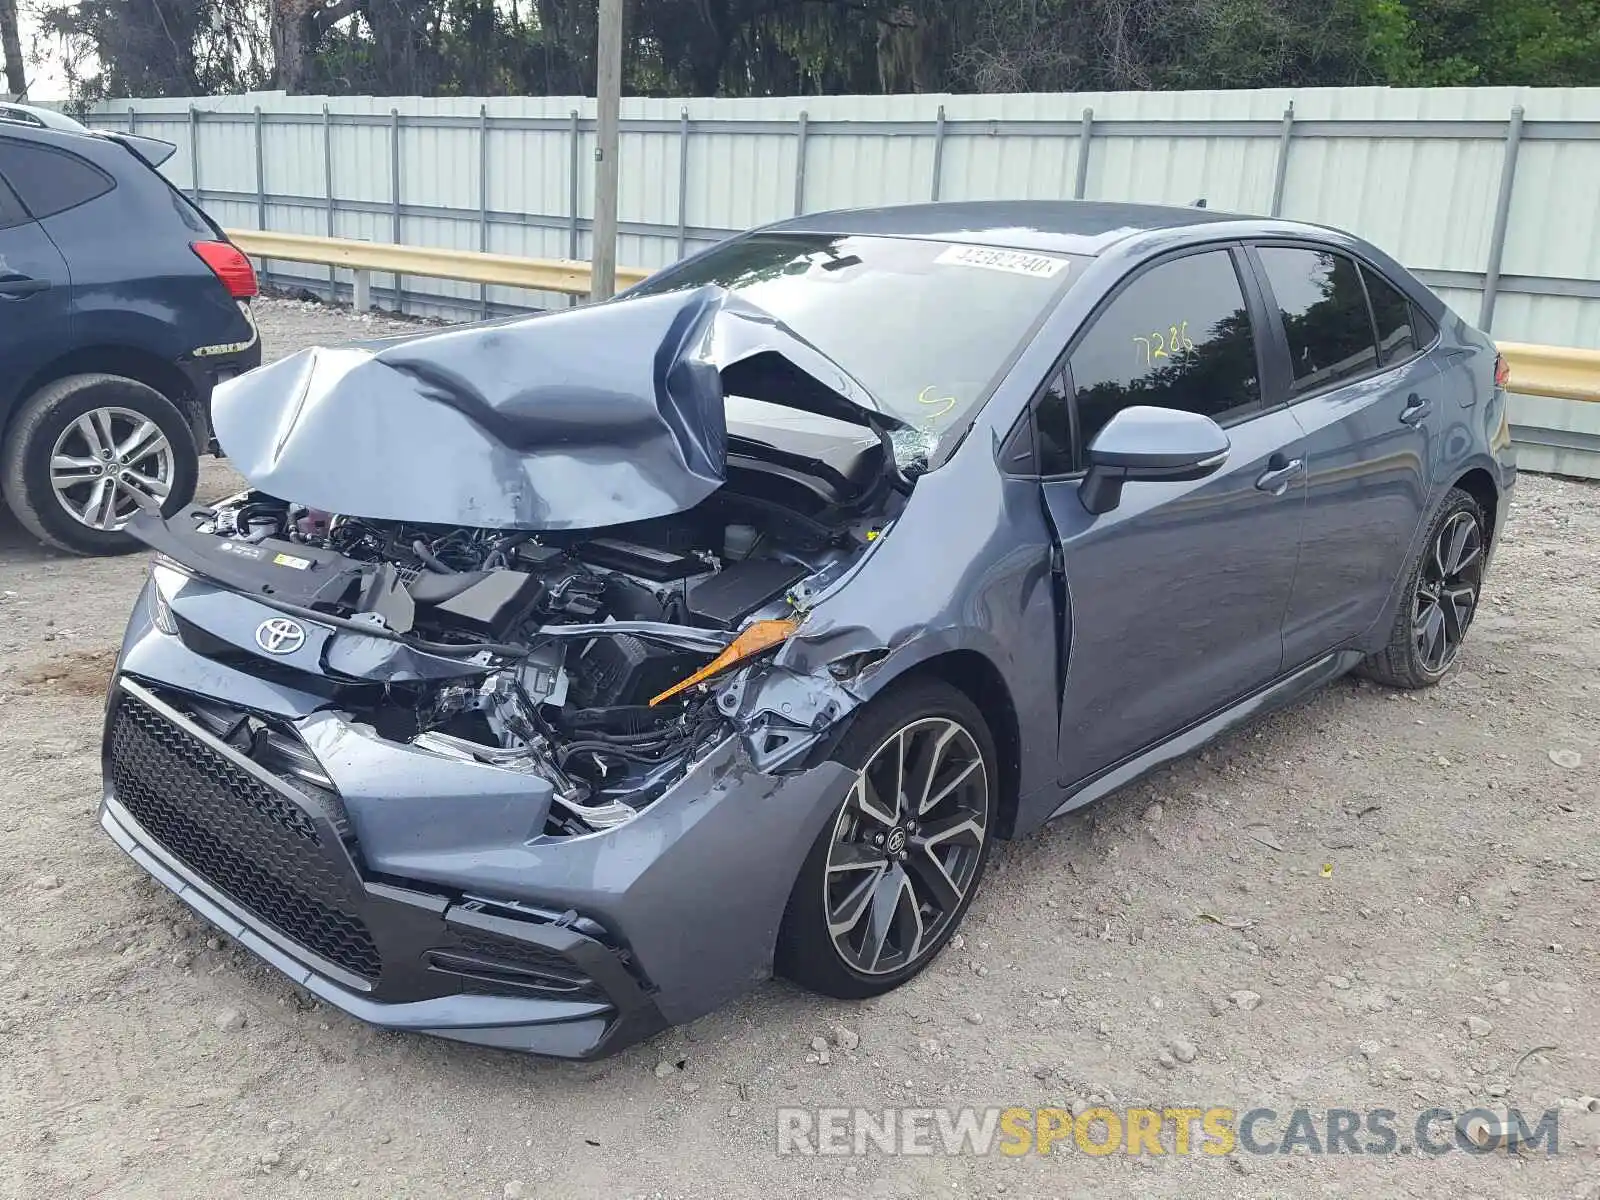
146 561 183 635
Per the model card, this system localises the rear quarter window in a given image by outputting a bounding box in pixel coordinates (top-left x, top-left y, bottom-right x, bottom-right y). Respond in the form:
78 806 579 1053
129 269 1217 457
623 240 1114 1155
1360 265 1420 365
0 139 115 219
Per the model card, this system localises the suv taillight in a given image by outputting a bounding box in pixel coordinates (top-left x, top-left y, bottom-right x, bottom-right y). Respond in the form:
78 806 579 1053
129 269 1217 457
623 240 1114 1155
1494 352 1511 390
192 241 258 300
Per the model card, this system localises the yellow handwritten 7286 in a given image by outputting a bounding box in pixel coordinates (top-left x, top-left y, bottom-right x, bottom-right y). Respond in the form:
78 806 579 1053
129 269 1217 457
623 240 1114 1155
1133 321 1197 368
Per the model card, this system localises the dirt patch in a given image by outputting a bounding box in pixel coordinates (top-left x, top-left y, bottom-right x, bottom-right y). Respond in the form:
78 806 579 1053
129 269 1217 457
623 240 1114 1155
17 648 120 697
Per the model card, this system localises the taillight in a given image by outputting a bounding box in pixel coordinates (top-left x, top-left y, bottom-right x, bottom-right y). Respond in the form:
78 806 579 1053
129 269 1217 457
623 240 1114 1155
191 240 258 299
1494 352 1510 390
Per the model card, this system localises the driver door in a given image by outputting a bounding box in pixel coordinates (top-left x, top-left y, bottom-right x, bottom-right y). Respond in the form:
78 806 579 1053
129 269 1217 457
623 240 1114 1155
1034 246 1308 786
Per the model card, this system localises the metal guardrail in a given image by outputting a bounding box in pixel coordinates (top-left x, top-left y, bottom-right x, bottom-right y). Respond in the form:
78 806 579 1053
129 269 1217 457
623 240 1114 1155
229 230 1600 411
1497 342 1600 403
226 229 650 310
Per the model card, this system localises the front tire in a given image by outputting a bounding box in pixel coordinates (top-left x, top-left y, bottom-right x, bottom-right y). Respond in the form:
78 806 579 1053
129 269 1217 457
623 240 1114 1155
776 678 996 1000
1 374 198 555
1358 486 1487 689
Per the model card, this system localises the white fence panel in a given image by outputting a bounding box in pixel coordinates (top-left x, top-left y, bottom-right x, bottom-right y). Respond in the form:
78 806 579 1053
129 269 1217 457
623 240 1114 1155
81 87 1600 347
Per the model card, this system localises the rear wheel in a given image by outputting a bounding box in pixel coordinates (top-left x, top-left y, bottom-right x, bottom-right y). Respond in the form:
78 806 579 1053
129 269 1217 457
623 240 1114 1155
1 374 197 555
1358 487 1487 689
776 679 996 999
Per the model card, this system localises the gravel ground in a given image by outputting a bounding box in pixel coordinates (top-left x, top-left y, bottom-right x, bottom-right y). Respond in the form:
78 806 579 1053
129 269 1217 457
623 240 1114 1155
1 297 1598 1199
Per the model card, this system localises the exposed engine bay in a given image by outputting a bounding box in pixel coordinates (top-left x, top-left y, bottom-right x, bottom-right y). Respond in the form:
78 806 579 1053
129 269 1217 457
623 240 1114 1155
131 285 916 838
141 468 890 837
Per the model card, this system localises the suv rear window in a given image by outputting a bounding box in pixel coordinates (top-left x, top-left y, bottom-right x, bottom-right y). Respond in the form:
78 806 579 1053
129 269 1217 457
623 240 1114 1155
0 139 115 219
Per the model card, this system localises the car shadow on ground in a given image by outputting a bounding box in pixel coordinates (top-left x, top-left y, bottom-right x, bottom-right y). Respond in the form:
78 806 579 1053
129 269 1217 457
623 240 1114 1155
0 507 60 564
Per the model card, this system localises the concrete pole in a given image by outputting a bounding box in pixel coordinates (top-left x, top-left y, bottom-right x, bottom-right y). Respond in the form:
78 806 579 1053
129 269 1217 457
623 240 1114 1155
590 0 623 302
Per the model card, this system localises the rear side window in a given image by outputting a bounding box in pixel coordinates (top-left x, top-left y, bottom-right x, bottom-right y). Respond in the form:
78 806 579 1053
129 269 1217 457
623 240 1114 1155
1256 248 1378 392
1361 265 1419 365
0 139 115 219
1064 249 1261 458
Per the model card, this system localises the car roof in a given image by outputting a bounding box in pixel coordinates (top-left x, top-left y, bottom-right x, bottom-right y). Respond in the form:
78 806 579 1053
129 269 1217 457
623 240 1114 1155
762 200 1303 256
0 101 88 133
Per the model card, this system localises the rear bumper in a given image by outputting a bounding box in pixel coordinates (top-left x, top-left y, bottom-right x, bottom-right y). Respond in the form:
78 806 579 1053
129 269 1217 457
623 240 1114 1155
178 301 263 454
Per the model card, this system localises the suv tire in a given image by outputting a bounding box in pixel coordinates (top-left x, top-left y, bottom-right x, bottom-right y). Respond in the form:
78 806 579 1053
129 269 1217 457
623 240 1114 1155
1 373 198 556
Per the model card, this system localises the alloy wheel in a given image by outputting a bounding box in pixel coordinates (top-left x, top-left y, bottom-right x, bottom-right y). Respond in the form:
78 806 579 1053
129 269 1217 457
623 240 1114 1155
48 406 174 531
822 717 988 976
1413 509 1484 675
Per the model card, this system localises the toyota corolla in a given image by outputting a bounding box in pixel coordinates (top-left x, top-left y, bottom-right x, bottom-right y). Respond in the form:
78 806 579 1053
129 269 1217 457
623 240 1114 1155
100 201 1514 1058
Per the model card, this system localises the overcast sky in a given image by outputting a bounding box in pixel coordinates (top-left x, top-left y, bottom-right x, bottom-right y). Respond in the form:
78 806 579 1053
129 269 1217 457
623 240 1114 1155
16 7 68 101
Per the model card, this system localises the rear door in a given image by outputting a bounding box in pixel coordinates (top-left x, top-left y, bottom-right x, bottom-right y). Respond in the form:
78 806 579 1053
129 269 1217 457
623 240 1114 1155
1245 245 1438 668
1035 245 1309 785
0 164 72 406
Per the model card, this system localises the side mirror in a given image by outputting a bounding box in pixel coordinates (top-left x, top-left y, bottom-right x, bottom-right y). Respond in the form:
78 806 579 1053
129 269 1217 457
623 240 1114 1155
1078 405 1230 515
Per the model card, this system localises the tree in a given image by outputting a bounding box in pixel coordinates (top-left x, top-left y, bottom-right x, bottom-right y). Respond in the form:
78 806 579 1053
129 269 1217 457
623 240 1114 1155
30 0 1600 105
0 0 26 97
271 0 361 93
37 0 273 101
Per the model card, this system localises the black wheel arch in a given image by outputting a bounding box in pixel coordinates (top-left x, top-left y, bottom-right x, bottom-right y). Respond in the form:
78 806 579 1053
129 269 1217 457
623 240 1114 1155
808 648 1023 840
1452 466 1500 549
4 345 202 446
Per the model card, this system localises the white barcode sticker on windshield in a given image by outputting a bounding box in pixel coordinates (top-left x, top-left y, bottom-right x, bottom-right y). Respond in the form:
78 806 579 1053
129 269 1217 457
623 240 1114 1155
934 244 1069 279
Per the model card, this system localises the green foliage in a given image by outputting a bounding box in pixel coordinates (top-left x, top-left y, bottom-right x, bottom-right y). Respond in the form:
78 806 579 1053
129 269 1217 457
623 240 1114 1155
33 0 1600 102
37 0 273 102
1397 0 1600 86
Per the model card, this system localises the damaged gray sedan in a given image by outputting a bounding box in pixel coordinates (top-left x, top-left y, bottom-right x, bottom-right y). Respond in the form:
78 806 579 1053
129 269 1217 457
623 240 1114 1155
100 202 1514 1057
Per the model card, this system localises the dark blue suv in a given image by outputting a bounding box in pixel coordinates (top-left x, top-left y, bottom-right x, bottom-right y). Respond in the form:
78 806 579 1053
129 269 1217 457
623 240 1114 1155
0 109 260 554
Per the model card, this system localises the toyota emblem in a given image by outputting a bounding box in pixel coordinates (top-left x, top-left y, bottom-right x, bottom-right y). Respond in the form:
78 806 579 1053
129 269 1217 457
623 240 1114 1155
254 617 307 655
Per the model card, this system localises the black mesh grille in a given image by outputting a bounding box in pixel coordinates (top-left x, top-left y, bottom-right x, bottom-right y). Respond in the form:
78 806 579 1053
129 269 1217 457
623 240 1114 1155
109 692 381 981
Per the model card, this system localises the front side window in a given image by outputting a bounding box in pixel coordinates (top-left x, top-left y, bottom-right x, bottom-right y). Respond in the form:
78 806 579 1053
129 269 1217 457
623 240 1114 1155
630 233 1085 437
1063 249 1261 456
1034 370 1074 475
1257 247 1379 392
0 139 114 219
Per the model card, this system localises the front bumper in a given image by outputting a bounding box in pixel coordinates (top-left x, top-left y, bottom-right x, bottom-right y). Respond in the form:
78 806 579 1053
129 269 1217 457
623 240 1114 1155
102 610 854 1056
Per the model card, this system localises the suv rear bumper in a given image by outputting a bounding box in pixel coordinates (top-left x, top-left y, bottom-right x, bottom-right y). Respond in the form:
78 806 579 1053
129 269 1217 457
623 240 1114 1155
178 302 263 453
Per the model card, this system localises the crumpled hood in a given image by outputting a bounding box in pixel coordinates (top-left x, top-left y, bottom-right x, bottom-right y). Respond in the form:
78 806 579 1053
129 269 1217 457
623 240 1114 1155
213 286 900 531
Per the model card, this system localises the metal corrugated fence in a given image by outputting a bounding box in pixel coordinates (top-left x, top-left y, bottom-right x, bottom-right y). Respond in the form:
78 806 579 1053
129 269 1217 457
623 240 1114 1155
82 87 1600 475
78 88 1600 337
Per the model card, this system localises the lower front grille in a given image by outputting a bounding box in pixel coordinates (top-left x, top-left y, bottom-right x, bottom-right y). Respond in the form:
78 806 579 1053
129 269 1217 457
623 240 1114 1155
425 931 607 1001
108 691 382 981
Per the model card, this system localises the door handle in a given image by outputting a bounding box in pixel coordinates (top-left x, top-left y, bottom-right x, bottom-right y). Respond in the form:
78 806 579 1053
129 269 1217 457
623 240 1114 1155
0 277 50 299
1255 456 1304 495
1399 393 1432 425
